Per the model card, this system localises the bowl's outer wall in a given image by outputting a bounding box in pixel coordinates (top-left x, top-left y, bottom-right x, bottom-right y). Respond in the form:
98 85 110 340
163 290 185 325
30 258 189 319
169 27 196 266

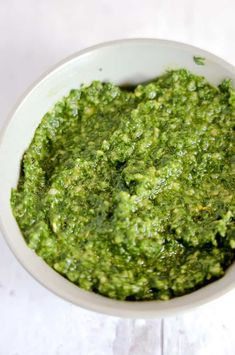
1 39 235 318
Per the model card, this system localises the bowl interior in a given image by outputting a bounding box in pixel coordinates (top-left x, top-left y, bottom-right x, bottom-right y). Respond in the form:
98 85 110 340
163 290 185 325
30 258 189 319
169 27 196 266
1 39 235 318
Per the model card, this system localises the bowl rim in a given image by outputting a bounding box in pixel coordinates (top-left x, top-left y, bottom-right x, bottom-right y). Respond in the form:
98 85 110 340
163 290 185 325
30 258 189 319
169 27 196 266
1 38 235 318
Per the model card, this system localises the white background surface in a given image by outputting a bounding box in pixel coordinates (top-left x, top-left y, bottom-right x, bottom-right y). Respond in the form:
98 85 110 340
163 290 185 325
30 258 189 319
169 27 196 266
1 1 235 354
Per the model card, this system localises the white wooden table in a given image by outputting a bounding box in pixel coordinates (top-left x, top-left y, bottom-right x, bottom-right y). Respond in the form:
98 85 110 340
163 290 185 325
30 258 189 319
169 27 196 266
1 1 235 354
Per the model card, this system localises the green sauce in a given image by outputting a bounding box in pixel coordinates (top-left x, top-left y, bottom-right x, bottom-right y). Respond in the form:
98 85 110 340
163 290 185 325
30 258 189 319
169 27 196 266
11 69 235 301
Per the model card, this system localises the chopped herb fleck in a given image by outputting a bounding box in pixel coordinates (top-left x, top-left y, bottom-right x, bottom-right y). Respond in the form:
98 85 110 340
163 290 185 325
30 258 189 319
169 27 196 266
193 56 206 65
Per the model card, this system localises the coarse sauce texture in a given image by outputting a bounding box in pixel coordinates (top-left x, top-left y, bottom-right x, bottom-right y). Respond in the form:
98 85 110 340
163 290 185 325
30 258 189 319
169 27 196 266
11 69 235 301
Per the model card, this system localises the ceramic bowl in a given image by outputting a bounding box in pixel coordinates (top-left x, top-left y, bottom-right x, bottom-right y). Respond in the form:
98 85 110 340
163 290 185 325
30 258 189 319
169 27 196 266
0 39 235 318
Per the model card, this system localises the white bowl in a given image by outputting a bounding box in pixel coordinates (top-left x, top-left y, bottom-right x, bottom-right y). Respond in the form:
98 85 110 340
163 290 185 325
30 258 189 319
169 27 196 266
0 39 235 318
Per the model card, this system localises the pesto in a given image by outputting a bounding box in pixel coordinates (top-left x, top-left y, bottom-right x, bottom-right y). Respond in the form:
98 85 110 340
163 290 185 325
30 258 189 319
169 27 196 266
11 69 235 301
